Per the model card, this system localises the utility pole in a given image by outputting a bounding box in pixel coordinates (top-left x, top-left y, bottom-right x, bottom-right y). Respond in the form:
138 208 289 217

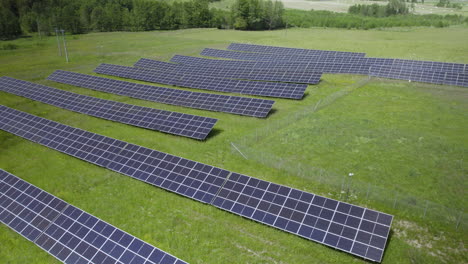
61 29 69 63
55 28 62 56
285 21 288 37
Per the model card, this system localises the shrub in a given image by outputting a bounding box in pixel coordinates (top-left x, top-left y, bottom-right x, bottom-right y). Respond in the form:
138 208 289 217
2 43 19 50
349 0 409 17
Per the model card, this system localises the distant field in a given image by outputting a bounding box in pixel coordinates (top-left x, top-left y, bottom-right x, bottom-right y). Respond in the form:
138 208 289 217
211 0 468 16
0 27 467 263
282 0 468 15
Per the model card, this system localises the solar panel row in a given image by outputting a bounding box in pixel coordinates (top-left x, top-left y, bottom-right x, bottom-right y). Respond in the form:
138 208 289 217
376 58 467 74
202 49 468 74
0 77 217 140
227 43 467 73
212 173 393 263
170 55 372 75
201 48 367 63
47 70 275 118
134 58 322 84
0 105 231 204
174 51 466 87
0 105 393 263
227 43 367 57
369 65 468 87
0 169 187 264
94 63 307 99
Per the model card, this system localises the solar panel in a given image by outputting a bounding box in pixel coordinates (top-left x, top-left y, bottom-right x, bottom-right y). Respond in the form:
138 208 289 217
0 105 393 262
0 170 68 243
0 169 187 264
94 63 308 99
134 58 322 84
369 65 468 87
373 58 467 74
0 105 231 204
47 70 274 118
227 43 366 57
0 77 217 140
201 49 468 74
201 48 367 63
171 55 372 75
172 55 468 87
211 173 393 263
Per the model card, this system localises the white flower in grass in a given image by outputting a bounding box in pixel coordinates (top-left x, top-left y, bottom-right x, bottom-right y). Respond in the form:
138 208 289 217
349 172 354 177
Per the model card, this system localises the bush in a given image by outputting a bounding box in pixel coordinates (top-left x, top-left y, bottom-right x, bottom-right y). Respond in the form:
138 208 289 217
349 0 409 17
2 43 19 50
435 21 446 28
436 0 463 9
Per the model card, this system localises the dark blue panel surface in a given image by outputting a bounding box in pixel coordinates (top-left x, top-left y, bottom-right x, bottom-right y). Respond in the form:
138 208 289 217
0 169 187 264
212 173 393 262
201 48 366 63
47 70 274 118
369 65 468 87
0 77 217 140
228 43 366 57
170 55 372 75
95 63 308 99
135 58 322 84
0 106 393 262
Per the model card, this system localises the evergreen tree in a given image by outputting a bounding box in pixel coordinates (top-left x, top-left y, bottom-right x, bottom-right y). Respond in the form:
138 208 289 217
0 0 22 39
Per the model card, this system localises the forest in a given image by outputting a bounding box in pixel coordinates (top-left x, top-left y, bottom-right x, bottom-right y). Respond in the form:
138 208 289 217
0 0 284 39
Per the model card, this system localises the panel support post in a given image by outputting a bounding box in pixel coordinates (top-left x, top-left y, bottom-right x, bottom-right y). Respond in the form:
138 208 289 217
456 212 462 230
55 28 62 56
61 29 69 63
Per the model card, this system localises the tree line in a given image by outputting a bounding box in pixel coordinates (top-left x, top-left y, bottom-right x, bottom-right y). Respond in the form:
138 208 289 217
0 0 284 39
348 0 410 17
1 0 466 40
1 0 217 38
436 0 463 9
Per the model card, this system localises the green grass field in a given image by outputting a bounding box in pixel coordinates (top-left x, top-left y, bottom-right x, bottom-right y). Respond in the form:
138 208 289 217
0 27 467 263
249 79 467 208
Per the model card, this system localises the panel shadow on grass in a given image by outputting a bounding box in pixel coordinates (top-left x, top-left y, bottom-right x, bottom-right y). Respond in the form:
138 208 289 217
265 108 278 118
204 128 223 141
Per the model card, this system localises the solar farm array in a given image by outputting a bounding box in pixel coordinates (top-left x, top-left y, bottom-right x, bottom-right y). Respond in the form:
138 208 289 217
0 106 393 263
4 42 465 263
147 42 466 88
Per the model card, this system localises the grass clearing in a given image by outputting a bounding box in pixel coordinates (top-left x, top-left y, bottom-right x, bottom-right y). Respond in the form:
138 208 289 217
0 27 467 263
250 79 467 209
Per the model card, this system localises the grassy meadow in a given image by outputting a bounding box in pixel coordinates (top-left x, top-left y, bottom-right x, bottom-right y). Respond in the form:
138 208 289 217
0 27 467 263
